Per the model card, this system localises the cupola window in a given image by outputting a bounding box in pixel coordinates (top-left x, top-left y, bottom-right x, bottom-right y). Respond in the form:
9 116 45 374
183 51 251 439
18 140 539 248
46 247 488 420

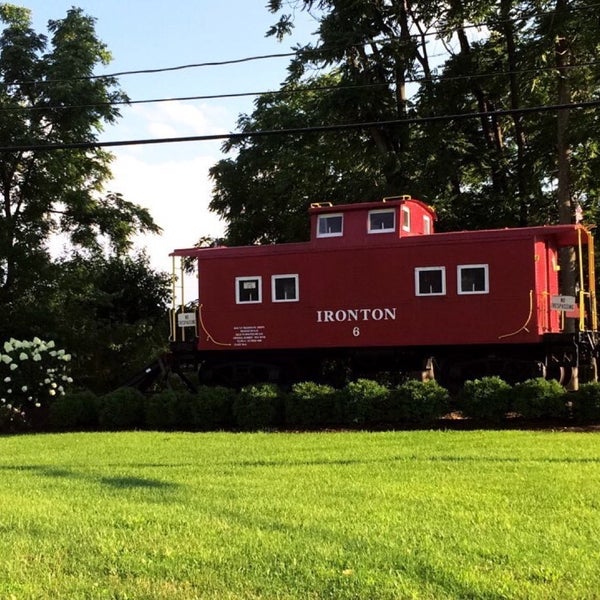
317 213 343 237
402 206 411 232
368 209 395 233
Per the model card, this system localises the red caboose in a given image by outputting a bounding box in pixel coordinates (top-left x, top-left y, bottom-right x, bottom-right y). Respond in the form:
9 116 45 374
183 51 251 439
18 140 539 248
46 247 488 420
170 195 598 388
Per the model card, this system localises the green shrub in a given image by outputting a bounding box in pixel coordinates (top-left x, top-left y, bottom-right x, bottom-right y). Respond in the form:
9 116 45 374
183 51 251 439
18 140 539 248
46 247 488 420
145 389 208 431
48 390 99 430
388 379 450 424
570 382 600 423
459 376 513 421
191 386 235 431
144 391 177 430
168 390 197 429
233 383 283 430
340 379 389 425
98 387 145 430
513 378 567 419
285 381 339 429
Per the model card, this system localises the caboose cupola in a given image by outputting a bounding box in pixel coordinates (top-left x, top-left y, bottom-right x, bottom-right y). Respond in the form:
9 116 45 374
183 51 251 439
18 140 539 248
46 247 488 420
309 194 436 245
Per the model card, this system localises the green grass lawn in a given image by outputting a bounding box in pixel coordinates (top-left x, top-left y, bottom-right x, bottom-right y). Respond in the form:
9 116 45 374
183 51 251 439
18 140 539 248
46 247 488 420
0 430 599 599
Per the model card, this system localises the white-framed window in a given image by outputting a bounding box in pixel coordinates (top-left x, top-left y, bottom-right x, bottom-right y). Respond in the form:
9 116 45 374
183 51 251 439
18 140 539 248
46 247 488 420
236 276 262 304
415 267 446 296
423 214 432 234
272 274 299 302
368 209 395 233
457 264 489 294
402 205 411 231
317 213 343 237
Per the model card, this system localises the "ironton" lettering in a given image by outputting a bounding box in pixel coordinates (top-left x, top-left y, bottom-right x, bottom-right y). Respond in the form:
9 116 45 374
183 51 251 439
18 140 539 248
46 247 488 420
316 308 397 323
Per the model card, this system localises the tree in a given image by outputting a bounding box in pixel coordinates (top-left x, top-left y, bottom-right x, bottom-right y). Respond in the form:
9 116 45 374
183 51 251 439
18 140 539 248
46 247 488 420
213 0 600 244
210 74 389 244
7 251 171 393
269 0 436 191
0 4 159 312
0 4 170 389
48 252 171 393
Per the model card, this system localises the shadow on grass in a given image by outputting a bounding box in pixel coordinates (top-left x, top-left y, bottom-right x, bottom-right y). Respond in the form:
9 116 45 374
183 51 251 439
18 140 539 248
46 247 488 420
99 475 177 489
0 464 180 492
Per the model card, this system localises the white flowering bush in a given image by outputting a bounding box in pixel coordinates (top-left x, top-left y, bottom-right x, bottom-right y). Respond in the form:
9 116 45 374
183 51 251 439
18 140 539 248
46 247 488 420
0 338 73 422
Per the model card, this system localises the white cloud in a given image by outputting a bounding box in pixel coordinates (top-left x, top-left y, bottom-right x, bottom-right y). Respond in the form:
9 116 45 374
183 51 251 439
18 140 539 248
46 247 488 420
101 99 236 278
108 150 225 275
131 100 233 139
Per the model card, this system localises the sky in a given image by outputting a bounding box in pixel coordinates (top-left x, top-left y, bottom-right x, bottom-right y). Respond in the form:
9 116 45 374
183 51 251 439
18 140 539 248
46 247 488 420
14 1 320 277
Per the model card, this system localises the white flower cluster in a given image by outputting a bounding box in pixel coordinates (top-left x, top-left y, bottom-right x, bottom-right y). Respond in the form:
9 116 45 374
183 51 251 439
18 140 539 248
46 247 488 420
0 337 73 414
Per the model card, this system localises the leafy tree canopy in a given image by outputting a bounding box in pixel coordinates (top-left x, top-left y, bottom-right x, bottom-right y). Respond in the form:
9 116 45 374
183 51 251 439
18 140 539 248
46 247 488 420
0 4 160 305
46 251 171 393
210 73 390 244
0 4 170 389
211 0 600 243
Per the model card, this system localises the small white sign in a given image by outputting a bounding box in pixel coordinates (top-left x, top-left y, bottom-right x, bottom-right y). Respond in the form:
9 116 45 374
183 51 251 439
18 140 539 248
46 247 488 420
177 312 196 327
550 295 576 311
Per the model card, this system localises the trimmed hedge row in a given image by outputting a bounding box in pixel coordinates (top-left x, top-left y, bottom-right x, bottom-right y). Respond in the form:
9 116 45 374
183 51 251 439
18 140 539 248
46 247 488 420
459 377 600 423
5 376 600 433
39 379 449 432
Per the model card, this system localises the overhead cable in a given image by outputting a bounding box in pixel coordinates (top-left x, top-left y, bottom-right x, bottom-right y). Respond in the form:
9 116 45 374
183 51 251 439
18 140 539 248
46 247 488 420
0 98 597 153
11 2 600 87
3 59 598 115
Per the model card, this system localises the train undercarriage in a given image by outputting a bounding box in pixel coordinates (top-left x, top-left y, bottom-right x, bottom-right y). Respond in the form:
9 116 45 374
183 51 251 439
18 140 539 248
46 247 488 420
140 331 598 394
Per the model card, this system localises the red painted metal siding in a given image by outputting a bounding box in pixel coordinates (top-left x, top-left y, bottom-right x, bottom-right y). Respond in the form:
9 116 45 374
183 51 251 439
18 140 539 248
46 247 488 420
193 229 565 352
534 239 562 332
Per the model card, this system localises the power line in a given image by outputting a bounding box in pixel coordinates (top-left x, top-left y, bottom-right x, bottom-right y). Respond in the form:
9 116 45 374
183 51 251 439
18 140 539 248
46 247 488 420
3 59 598 115
77 52 299 81
1 3 597 122
0 83 384 112
10 2 600 87
18 50 306 87
0 99 597 153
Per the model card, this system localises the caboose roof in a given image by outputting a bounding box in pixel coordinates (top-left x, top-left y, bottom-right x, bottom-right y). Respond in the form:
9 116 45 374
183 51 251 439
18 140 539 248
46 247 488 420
307 195 435 216
171 223 591 258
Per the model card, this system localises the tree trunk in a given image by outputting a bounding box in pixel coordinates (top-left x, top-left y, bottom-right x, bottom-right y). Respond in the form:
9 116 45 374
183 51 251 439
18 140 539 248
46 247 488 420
455 25 507 198
555 0 576 332
501 0 529 225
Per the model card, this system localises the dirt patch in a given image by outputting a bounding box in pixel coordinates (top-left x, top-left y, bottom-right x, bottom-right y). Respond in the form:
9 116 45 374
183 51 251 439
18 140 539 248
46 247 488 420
438 412 600 432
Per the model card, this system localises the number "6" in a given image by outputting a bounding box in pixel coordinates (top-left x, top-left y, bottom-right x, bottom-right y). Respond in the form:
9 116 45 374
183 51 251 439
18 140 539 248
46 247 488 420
353 327 360 337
